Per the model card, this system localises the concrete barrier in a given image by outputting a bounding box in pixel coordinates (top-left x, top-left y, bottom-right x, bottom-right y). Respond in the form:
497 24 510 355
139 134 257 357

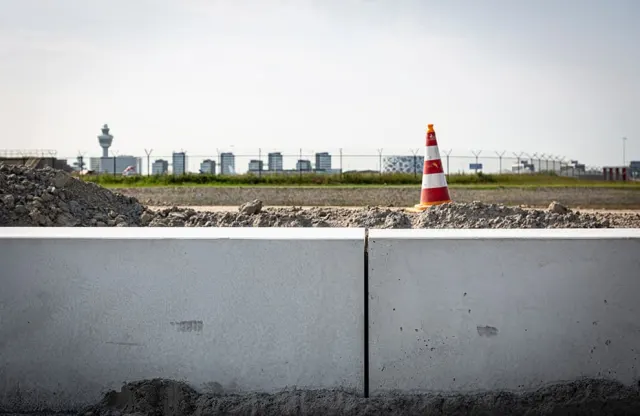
368 229 640 395
0 228 366 411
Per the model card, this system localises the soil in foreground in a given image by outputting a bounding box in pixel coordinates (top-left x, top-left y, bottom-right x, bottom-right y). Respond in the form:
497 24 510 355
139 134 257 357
4 378 640 416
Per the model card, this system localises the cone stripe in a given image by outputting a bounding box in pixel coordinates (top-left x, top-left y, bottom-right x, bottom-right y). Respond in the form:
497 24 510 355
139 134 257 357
423 159 444 175
426 132 438 147
420 186 451 205
425 145 442 161
421 172 448 189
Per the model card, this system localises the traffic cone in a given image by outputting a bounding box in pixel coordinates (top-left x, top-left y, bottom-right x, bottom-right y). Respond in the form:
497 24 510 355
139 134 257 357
407 124 452 212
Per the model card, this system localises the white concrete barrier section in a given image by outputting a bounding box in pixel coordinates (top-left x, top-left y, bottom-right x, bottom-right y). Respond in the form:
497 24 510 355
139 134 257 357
368 229 640 395
0 228 366 411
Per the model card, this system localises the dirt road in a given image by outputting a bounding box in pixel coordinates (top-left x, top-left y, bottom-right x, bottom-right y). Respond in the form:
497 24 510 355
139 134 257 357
116 186 640 209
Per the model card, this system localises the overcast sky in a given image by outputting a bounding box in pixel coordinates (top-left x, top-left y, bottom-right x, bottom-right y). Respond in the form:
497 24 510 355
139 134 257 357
0 0 637 169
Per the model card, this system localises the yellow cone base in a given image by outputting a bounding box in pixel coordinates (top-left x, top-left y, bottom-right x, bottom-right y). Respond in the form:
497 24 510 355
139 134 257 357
405 199 452 213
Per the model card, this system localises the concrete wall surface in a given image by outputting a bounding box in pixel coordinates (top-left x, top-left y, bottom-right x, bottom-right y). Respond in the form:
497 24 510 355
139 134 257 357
0 228 366 411
367 229 640 395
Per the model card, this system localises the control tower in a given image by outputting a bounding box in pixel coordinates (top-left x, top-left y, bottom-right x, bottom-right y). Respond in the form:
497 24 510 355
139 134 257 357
98 124 113 158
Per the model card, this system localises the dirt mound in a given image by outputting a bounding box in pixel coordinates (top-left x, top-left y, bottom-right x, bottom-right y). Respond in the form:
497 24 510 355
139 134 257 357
413 201 611 228
79 378 640 416
145 202 617 229
0 164 145 226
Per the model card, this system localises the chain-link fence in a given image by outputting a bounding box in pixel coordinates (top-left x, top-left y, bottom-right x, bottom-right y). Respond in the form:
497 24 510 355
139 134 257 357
2 148 606 179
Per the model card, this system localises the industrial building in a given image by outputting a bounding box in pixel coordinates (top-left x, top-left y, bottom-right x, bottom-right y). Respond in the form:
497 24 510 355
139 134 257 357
0 150 73 172
220 152 235 175
152 159 169 175
382 155 424 174
315 152 332 171
268 152 283 171
172 152 187 175
200 159 216 174
99 155 142 175
248 159 264 173
296 159 312 171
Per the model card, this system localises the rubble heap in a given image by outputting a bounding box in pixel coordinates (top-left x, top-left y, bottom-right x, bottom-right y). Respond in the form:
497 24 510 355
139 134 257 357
0 164 145 227
145 202 621 229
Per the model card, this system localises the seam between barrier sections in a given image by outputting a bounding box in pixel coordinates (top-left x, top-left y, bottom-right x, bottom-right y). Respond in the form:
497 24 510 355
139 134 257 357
363 228 370 398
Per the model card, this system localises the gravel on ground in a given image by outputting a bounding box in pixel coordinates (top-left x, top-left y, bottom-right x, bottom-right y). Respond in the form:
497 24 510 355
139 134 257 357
3 164 640 229
114 183 640 209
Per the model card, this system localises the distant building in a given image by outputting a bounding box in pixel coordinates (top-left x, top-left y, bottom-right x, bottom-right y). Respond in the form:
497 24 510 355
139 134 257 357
248 159 264 173
200 159 216 174
511 159 535 173
382 155 424 174
630 161 640 180
560 160 586 177
296 159 312 171
268 152 283 171
151 159 169 175
89 157 101 172
100 155 142 175
315 152 332 171
220 152 235 175
172 152 187 175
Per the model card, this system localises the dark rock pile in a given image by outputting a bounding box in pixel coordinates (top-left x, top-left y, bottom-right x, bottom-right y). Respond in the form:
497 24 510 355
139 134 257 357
0 164 145 227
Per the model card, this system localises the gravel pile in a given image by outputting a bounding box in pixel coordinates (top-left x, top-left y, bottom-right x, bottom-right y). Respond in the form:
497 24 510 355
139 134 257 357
77 378 640 416
2 165 640 229
0 164 145 227
146 200 640 229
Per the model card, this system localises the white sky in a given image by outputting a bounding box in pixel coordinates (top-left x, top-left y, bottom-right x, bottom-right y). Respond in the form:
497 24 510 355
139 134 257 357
0 0 638 172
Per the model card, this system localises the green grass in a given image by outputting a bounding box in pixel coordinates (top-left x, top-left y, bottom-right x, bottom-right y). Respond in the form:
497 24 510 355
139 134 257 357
81 172 640 189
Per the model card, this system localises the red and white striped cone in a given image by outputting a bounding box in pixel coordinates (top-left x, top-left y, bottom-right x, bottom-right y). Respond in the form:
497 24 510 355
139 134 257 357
408 124 452 211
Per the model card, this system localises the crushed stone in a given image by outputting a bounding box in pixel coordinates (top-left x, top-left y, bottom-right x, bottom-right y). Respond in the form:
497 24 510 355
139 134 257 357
146 202 640 229
0 164 144 227
238 199 263 215
74 378 640 416
2 164 640 229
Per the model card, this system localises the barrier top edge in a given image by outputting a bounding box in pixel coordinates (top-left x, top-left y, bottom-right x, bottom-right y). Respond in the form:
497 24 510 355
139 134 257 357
0 227 366 240
368 228 640 240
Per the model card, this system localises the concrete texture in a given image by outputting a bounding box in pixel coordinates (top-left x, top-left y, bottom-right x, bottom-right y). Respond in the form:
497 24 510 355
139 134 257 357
114 186 640 209
0 228 366 412
367 228 640 395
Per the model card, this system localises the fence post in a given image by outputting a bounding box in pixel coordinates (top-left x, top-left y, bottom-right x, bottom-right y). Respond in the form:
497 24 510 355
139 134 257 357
339 148 343 178
443 150 452 176
377 148 383 175
144 149 152 176
299 148 303 181
495 151 505 173
410 148 420 178
512 152 524 174
471 150 482 174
